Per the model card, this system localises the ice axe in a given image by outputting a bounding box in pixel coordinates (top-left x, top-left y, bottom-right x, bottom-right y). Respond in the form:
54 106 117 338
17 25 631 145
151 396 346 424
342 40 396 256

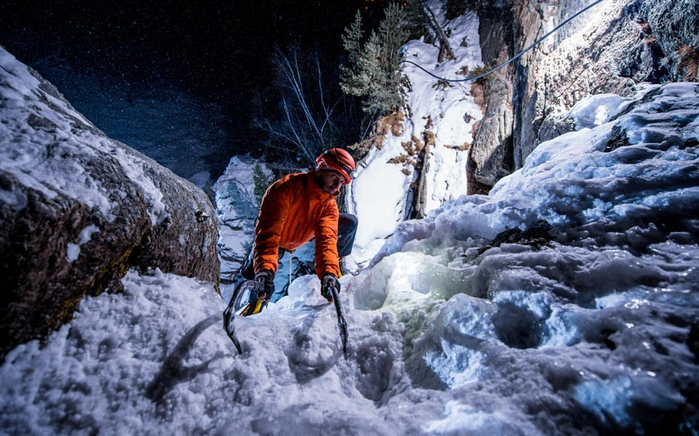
327 281 348 357
223 279 266 354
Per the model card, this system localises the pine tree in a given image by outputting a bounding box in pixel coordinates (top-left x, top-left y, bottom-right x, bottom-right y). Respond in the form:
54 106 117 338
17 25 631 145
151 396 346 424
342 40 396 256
343 11 363 69
340 3 414 115
377 2 410 111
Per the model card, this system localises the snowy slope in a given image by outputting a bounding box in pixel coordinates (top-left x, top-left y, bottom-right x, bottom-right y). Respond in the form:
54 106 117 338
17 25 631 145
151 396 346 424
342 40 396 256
346 6 483 270
2 80 698 434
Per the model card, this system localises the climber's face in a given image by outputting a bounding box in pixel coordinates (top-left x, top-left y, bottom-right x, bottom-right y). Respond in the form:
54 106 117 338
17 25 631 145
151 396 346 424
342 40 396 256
316 170 344 195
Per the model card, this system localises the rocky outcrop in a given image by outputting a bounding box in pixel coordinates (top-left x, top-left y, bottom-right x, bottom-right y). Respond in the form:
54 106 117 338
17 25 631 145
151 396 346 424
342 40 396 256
459 1 517 192
446 0 699 192
213 156 274 301
529 0 698 152
468 73 514 191
0 48 219 361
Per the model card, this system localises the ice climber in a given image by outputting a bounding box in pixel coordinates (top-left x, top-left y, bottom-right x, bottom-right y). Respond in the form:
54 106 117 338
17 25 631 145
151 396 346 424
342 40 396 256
224 148 359 317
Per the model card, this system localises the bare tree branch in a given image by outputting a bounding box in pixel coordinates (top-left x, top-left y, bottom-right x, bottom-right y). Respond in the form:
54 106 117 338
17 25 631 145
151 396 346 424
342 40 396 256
252 45 362 166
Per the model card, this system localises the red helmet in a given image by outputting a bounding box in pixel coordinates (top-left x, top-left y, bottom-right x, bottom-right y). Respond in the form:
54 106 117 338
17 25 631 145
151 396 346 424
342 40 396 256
315 148 357 184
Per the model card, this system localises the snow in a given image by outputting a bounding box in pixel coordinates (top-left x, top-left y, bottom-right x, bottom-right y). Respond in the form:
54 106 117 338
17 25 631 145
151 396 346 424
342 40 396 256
66 224 100 263
350 140 414 248
568 93 630 129
2 4 699 435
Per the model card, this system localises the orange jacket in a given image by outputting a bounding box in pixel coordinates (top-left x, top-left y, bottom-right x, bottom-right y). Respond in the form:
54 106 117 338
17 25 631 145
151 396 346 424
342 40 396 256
253 171 341 278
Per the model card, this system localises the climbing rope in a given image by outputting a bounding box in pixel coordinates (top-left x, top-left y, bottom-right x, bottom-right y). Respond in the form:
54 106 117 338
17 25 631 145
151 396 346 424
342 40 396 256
360 109 379 143
402 0 605 83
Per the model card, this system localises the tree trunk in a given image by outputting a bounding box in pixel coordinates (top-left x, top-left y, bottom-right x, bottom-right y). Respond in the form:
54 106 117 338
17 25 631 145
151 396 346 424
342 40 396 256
424 5 456 61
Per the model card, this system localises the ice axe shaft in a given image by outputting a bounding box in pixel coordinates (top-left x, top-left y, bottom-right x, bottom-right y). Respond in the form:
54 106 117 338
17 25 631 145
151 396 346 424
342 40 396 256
223 306 243 354
328 284 348 356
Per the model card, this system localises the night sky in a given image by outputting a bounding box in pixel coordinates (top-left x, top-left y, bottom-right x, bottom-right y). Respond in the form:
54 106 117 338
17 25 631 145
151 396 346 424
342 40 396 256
0 0 388 168
1 1 371 99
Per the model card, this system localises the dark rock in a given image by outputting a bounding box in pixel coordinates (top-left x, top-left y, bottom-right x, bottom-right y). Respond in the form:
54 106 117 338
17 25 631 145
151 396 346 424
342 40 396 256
479 220 555 255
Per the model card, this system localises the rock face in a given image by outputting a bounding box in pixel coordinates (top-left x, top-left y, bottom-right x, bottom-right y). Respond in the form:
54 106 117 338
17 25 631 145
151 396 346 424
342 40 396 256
213 156 275 302
446 0 699 192
0 48 220 361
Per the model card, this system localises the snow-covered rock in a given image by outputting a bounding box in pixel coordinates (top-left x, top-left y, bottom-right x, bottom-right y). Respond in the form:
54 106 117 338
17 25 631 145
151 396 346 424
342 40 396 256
0 47 219 360
213 156 270 284
462 0 699 190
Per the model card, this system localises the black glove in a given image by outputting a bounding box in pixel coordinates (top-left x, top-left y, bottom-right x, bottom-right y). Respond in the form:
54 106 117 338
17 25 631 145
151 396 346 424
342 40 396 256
254 269 275 301
320 274 340 302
